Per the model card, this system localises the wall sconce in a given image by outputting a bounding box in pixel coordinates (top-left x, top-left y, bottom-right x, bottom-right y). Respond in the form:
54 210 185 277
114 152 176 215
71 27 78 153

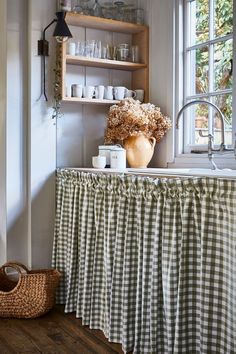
38 11 72 101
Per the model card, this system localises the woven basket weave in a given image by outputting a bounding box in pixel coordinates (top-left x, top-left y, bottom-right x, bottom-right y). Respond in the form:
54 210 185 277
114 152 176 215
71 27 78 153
0 261 61 319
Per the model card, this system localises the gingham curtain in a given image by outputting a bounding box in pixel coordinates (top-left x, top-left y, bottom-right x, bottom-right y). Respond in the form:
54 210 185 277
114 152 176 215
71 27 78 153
52 169 236 354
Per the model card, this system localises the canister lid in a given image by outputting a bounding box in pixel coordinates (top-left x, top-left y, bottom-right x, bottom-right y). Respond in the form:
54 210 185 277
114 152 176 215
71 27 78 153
99 145 122 150
110 146 125 151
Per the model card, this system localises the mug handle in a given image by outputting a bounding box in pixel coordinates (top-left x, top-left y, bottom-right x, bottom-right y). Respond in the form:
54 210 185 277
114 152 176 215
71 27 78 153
131 90 137 98
149 137 156 149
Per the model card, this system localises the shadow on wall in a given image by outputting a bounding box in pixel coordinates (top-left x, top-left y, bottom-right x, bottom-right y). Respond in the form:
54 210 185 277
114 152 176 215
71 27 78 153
7 173 56 269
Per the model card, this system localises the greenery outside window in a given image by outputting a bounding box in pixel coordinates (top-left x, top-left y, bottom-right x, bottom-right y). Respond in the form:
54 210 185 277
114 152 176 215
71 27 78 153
183 0 234 153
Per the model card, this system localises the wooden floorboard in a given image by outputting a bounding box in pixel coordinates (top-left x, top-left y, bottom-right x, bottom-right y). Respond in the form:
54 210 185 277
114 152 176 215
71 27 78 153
0 306 125 354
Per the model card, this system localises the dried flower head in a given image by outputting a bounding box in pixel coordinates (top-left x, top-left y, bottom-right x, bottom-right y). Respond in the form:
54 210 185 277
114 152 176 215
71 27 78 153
105 98 172 144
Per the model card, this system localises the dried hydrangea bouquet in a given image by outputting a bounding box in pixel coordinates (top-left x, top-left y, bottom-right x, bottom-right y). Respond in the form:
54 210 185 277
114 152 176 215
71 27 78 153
105 98 172 168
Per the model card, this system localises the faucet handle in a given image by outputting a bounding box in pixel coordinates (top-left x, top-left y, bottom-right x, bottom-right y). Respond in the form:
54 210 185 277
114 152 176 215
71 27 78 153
199 130 209 138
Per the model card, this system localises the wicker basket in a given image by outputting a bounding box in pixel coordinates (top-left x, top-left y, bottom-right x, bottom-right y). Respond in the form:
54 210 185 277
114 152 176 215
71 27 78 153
0 261 61 319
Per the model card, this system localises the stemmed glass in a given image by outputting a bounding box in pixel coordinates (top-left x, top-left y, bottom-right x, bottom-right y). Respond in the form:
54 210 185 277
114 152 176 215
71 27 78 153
92 0 103 17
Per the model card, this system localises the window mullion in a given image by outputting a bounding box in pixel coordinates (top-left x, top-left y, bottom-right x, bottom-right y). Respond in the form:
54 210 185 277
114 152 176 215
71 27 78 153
208 0 215 136
232 0 236 142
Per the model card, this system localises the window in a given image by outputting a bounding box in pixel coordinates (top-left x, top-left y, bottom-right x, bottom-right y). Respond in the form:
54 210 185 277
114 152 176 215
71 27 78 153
183 0 234 153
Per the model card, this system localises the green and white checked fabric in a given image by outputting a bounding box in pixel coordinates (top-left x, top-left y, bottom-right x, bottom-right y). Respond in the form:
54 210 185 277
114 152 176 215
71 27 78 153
52 169 236 354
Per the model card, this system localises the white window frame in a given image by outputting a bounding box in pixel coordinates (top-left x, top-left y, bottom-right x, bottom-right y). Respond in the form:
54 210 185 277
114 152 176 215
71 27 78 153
172 0 236 168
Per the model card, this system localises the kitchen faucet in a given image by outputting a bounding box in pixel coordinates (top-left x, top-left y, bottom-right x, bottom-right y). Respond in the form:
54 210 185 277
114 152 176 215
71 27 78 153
176 99 236 169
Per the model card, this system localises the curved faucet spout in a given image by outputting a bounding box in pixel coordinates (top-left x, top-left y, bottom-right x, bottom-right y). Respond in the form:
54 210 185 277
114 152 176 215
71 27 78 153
176 99 226 148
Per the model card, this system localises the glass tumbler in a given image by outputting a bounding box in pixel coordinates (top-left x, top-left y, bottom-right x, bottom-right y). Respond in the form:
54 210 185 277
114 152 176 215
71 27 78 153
131 45 139 63
135 8 144 24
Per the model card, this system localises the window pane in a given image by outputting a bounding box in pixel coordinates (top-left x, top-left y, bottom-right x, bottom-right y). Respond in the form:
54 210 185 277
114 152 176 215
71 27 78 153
191 102 209 145
213 94 233 145
190 46 209 94
214 39 233 91
214 0 233 38
191 0 209 45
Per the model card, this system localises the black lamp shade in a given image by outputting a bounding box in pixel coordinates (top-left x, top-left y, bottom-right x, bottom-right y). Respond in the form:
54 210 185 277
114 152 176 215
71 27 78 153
53 12 72 40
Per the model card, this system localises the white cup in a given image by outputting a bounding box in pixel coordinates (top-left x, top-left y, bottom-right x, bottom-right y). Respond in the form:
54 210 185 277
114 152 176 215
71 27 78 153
125 89 137 99
92 155 106 169
134 89 145 102
65 85 72 97
67 42 76 56
83 86 95 99
72 84 83 98
95 85 105 100
104 86 114 100
113 86 126 100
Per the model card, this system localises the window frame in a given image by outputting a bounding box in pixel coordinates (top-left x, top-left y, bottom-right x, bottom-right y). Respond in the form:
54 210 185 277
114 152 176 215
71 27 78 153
175 0 236 159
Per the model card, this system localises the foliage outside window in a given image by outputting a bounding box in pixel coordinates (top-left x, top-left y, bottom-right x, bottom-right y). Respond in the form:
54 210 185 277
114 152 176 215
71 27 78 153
184 0 234 151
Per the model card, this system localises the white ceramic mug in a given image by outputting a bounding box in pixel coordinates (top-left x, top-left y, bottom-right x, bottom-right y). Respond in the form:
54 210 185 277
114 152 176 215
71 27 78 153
125 89 137 99
92 155 106 169
72 84 83 98
104 86 114 100
67 42 76 56
95 85 105 100
113 86 126 100
83 86 95 99
134 89 145 102
65 85 72 97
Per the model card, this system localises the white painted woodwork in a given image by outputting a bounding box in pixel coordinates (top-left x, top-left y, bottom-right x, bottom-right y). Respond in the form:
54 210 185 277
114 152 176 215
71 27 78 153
0 0 7 264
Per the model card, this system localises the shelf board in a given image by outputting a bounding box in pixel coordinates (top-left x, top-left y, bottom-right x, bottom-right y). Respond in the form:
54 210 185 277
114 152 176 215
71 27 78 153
66 55 147 71
66 12 148 34
62 97 119 105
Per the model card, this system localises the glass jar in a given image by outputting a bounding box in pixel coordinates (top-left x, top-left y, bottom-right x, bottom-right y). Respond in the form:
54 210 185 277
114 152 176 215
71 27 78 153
114 1 125 21
123 5 135 23
73 0 91 14
102 3 116 19
57 0 72 11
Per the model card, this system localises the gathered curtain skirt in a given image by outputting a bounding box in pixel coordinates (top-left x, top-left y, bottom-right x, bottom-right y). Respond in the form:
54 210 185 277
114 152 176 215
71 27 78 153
52 169 236 354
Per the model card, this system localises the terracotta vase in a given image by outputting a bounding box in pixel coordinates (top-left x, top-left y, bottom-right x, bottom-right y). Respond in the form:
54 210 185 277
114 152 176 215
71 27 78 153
123 134 156 168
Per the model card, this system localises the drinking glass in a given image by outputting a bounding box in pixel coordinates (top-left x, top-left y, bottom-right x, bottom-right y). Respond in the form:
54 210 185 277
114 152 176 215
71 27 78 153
131 45 139 62
135 8 144 24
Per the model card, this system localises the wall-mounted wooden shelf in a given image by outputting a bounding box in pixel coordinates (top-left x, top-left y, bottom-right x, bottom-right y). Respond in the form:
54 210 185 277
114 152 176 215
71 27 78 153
62 97 119 105
59 13 149 104
66 55 147 71
66 12 148 34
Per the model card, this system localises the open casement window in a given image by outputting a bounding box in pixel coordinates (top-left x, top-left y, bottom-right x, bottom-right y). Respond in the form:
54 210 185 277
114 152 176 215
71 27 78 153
183 0 235 153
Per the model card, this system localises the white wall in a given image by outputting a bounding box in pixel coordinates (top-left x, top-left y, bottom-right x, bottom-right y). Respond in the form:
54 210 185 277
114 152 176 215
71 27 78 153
0 0 7 264
145 0 175 167
6 0 29 263
4 0 57 267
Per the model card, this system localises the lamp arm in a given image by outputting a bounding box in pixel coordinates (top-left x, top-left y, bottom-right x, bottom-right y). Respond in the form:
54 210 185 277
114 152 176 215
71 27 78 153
41 19 57 101
42 19 57 40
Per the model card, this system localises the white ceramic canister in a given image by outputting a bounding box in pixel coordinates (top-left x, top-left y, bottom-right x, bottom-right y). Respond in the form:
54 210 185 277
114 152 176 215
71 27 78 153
98 145 119 167
110 146 126 169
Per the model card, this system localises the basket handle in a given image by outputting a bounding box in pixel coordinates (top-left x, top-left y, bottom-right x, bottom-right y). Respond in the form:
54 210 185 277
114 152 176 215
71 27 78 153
1 261 29 275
